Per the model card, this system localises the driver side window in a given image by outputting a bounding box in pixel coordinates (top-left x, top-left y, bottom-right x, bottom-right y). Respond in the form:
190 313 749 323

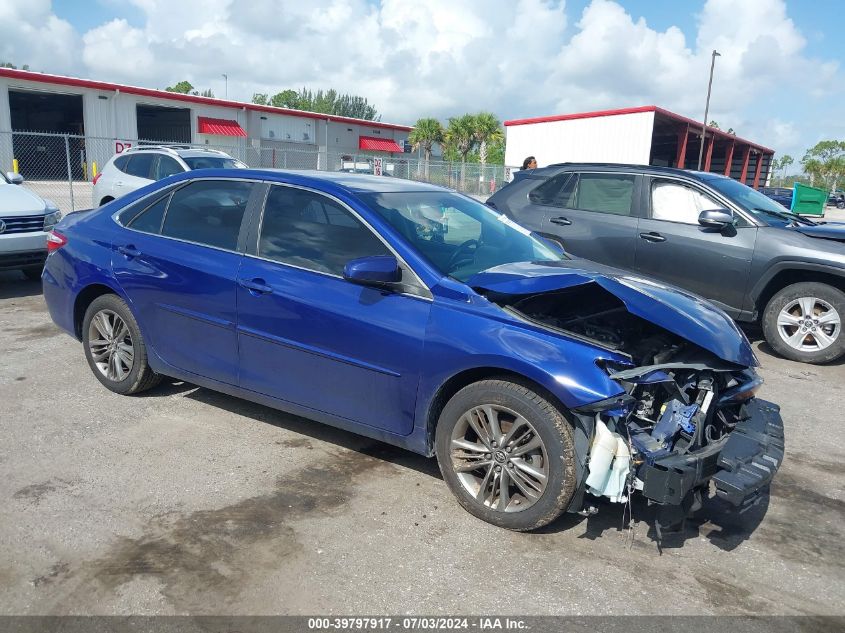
259 186 391 276
650 180 720 225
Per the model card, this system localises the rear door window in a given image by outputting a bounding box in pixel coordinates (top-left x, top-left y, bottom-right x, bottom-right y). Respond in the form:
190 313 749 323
155 156 184 180
128 195 169 234
113 155 131 173
125 154 157 180
160 180 254 250
529 173 576 207
572 173 636 216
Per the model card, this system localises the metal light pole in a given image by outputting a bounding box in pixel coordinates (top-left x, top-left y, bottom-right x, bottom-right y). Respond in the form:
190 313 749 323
697 49 721 171
222 74 228 99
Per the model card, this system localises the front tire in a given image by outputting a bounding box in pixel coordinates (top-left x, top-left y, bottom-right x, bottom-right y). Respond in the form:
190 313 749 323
435 379 576 531
762 282 845 364
82 294 161 394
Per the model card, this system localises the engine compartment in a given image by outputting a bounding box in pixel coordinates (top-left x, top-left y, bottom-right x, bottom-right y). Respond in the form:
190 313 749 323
496 283 687 366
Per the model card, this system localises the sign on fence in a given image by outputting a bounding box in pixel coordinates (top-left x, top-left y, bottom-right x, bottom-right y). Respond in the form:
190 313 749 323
373 157 383 176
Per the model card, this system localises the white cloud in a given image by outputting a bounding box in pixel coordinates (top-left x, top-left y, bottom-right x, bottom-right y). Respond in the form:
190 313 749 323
1 0 841 157
0 0 79 74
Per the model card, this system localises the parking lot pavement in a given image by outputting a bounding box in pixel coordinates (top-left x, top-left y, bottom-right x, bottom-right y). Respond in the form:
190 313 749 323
0 272 843 616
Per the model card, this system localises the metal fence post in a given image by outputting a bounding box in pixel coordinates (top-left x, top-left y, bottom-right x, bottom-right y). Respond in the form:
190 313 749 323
64 134 75 212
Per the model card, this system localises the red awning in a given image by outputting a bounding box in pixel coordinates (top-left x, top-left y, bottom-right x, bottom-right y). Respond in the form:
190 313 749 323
359 135 404 153
197 116 247 137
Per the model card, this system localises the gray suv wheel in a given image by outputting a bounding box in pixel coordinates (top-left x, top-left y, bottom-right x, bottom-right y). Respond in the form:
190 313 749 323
763 282 845 364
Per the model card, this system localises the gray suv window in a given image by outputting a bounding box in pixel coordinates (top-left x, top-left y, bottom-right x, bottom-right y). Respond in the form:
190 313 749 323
113 155 131 173
650 179 720 225
529 173 576 207
573 173 636 216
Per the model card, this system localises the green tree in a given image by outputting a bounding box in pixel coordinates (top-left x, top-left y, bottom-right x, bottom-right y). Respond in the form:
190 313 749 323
1 62 30 70
262 87 380 120
801 141 845 190
252 93 269 105
444 114 476 188
166 80 195 94
771 154 794 186
471 112 504 169
409 118 445 177
708 120 720 129
199 88 215 98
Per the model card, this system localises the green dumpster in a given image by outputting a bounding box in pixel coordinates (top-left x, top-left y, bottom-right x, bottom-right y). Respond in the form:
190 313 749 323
791 182 828 217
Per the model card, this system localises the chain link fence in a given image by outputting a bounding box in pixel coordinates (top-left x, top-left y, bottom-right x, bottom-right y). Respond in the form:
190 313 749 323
1 130 510 213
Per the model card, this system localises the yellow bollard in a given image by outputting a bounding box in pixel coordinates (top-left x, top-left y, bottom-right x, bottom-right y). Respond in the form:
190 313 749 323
92 161 98 179
12 158 19 173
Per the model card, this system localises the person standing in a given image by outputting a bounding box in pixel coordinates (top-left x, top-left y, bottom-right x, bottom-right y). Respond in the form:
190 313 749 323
522 156 538 170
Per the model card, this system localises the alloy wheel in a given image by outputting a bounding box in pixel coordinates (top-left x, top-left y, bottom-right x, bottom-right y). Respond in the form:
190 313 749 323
88 309 135 381
449 404 549 512
776 296 841 352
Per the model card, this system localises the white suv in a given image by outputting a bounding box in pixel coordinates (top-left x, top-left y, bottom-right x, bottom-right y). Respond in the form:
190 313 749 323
92 146 247 206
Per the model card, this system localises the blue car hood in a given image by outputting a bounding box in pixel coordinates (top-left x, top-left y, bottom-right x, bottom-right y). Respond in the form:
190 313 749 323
467 260 757 368
793 222 845 242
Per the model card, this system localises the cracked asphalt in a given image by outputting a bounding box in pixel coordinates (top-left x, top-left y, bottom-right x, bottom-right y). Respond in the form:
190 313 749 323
0 270 843 616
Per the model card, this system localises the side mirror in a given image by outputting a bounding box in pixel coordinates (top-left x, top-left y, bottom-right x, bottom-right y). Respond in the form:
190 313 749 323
6 172 23 185
698 208 734 229
343 255 402 287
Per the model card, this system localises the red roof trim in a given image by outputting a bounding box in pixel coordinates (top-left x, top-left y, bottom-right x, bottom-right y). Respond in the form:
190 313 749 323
359 135 404 153
197 116 247 137
504 104 774 154
504 106 658 127
0 68 412 132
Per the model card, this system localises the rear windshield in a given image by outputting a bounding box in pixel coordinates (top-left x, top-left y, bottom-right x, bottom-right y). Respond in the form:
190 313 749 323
183 157 247 170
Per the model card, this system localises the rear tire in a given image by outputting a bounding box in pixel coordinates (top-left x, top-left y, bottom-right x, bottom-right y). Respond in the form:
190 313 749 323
82 294 161 394
435 379 577 531
762 282 845 364
22 265 43 281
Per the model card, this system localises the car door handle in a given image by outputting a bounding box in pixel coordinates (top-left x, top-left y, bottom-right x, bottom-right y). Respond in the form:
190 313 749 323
550 216 572 226
117 244 141 258
639 232 666 243
238 278 272 295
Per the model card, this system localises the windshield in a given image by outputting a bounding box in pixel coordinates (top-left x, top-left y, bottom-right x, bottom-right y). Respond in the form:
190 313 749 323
707 177 815 226
361 192 563 282
183 156 247 170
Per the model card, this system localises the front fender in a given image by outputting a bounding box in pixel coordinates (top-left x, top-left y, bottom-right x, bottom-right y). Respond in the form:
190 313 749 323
413 301 627 438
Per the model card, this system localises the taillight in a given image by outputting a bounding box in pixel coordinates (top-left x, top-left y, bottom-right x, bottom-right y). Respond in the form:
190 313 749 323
92 173 102 185
47 230 67 252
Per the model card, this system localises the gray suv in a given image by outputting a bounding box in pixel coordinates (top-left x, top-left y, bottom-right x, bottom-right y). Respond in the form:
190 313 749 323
488 163 845 364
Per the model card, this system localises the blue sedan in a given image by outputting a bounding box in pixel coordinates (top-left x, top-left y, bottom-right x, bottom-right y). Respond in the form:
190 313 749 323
42 169 783 532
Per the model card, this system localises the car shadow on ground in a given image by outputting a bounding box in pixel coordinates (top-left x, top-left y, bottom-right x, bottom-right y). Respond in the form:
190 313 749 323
144 378 772 550
0 272 43 300
156 379 444 480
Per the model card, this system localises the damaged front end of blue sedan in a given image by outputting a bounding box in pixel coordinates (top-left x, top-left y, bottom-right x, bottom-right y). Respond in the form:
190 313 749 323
470 261 785 534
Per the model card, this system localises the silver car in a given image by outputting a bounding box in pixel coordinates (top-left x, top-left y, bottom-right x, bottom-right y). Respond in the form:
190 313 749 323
92 146 247 207
0 171 61 280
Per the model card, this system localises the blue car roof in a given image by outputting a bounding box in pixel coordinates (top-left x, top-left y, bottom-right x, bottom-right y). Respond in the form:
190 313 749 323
179 168 447 195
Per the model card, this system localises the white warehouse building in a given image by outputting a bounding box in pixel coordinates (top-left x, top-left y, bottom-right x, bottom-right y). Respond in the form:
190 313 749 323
0 67 412 181
504 105 775 188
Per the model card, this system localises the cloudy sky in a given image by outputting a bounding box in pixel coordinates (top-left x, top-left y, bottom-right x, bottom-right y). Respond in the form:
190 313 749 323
1 0 842 162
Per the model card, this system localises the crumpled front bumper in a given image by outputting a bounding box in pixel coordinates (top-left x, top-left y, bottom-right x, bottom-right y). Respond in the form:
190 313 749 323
637 398 784 508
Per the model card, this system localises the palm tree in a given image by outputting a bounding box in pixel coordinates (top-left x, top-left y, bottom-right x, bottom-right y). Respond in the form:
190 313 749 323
409 118 444 179
472 112 504 192
445 114 476 190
